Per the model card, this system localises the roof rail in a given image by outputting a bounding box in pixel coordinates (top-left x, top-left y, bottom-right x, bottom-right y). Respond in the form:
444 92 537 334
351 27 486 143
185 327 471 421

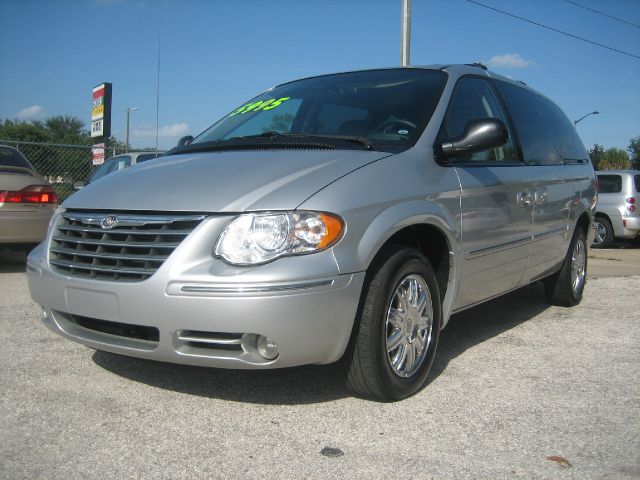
466 62 488 70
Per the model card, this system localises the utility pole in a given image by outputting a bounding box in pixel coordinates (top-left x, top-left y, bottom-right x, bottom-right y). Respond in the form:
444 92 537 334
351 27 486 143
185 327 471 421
401 0 411 66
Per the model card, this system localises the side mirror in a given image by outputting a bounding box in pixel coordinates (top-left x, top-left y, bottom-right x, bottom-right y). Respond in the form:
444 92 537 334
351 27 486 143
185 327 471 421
73 181 85 190
441 118 509 157
177 135 194 147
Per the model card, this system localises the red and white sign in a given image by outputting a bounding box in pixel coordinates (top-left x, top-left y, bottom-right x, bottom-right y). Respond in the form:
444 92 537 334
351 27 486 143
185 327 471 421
92 143 106 165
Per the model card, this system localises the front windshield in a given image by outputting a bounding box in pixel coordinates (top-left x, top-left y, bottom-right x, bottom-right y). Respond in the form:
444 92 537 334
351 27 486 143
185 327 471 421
193 69 447 151
88 159 114 183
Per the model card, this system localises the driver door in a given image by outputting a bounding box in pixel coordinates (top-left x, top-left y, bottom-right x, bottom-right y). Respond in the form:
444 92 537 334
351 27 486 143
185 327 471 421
442 76 535 309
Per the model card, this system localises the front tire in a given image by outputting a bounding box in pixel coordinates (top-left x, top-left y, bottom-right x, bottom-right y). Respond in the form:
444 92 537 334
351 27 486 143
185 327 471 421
343 246 441 401
544 228 587 307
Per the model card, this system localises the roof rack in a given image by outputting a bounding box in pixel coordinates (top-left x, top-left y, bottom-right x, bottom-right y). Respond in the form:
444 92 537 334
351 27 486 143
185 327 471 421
466 62 488 70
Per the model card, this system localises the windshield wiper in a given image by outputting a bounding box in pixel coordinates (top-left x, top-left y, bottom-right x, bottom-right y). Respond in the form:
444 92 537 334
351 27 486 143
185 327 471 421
166 132 374 156
236 132 373 150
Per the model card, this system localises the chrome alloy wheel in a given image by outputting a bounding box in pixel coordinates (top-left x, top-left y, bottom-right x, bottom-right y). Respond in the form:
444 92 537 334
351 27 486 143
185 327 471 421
593 221 606 245
571 237 586 295
385 274 434 378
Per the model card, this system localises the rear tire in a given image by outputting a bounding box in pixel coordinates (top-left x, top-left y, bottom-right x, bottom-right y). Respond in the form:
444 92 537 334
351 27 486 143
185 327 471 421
343 246 441 401
592 217 614 248
544 228 587 307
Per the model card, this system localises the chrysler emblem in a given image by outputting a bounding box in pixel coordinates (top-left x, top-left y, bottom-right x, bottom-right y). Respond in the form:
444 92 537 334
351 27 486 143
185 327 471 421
100 215 118 229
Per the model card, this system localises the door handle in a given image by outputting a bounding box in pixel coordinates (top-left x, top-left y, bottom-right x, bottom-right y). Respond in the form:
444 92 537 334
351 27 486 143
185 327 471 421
516 192 533 207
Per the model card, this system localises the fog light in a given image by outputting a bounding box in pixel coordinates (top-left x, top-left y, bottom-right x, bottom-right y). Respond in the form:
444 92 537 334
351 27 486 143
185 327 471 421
257 335 279 360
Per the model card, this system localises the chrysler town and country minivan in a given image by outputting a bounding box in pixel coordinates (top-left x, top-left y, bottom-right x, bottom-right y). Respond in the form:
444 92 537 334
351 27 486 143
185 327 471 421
27 65 596 400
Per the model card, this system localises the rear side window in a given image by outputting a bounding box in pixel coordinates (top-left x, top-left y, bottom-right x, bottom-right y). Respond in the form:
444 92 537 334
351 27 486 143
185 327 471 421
635 175 640 192
493 80 588 165
598 175 622 193
0 146 32 169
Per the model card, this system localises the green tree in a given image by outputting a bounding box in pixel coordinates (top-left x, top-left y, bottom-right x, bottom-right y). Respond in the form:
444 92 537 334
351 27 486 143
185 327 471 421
588 144 606 170
628 136 640 170
598 148 631 171
0 115 90 144
44 115 90 144
0 119 49 143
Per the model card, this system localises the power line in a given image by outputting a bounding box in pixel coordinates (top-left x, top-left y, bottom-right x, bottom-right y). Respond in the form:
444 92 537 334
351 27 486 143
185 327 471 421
564 0 640 30
464 0 640 60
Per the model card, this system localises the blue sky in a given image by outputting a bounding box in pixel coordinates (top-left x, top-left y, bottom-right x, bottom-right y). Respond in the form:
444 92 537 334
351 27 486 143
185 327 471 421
1 0 639 151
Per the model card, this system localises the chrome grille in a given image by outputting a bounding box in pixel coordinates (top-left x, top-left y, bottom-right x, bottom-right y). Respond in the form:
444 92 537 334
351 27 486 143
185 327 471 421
49 211 205 281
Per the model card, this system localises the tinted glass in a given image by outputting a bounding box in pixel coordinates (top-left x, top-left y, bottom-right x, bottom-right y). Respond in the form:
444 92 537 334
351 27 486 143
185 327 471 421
494 80 588 165
87 156 131 183
597 174 622 193
88 159 115 183
443 76 516 162
193 69 448 151
0 146 32 170
112 156 132 172
634 175 640 192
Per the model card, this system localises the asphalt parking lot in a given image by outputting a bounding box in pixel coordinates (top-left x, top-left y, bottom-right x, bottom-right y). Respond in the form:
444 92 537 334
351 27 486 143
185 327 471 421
1 244 639 479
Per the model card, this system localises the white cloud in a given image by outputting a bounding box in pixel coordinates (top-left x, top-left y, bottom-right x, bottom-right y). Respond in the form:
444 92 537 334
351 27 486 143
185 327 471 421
486 53 535 69
16 105 47 120
132 122 189 139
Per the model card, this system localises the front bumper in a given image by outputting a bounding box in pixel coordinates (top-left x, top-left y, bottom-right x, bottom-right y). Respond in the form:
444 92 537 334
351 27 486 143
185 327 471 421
27 217 366 369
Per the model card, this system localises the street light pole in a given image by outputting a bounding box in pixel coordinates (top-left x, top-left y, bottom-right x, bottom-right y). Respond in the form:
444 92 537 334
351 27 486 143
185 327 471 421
574 110 599 125
401 0 411 66
125 107 139 153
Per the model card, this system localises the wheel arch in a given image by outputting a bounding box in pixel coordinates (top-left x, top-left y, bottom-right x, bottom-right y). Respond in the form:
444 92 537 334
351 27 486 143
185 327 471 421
335 200 461 326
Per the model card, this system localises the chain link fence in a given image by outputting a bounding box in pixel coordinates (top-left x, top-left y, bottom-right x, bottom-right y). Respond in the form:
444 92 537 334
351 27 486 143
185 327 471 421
1 140 126 202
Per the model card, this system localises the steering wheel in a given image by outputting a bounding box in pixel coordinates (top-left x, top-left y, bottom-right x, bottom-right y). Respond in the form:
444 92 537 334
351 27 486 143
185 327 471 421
375 119 417 135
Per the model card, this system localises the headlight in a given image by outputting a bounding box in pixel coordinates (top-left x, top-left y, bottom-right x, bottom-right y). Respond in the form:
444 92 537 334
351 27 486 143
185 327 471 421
215 211 344 265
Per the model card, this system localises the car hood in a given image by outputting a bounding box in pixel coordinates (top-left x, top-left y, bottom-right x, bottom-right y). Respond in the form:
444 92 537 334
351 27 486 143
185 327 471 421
64 149 392 212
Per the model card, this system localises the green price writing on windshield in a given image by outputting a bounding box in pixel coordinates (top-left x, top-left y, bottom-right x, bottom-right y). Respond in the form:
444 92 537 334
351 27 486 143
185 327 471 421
229 97 291 116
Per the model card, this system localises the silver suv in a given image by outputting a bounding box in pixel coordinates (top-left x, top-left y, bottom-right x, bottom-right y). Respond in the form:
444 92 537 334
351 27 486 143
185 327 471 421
593 170 640 247
27 65 596 400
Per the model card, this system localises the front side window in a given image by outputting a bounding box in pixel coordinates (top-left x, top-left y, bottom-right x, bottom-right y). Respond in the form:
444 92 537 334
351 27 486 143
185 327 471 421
442 76 517 162
189 69 448 152
597 174 622 193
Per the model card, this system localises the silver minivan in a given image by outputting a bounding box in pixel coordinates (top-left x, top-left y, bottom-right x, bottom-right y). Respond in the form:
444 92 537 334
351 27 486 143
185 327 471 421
27 65 596 400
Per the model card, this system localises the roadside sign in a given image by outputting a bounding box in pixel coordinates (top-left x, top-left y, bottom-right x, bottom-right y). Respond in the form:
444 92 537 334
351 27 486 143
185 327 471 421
92 143 105 165
91 83 112 140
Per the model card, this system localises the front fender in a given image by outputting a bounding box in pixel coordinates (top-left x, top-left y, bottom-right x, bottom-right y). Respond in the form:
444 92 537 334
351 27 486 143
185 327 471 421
338 200 460 273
